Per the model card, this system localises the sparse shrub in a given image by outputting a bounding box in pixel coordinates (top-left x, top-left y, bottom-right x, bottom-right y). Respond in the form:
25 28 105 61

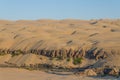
90 21 97 25
73 58 83 65
111 29 116 32
66 58 71 62
56 56 63 60
50 57 55 60
25 67 34 71
0 53 5 56
103 25 107 28
11 50 23 57
110 29 115 32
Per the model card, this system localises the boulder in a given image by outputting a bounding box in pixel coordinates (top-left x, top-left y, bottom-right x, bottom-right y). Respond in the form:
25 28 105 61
84 69 97 76
108 68 119 76
75 69 97 76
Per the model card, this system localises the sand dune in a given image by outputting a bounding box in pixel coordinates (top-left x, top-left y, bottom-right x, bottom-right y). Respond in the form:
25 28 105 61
0 19 120 68
0 19 120 79
0 19 119 50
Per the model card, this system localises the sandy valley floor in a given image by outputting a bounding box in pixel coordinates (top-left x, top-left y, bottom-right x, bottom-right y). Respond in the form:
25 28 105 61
0 68 119 80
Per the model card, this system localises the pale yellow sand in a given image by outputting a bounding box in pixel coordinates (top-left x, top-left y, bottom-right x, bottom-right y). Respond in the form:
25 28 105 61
0 19 120 80
0 68 117 80
0 19 119 50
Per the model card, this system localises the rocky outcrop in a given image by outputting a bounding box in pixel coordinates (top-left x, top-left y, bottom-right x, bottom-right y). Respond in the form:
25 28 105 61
75 69 97 76
75 67 120 77
104 67 120 76
86 48 109 60
0 47 120 77
0 47 118 60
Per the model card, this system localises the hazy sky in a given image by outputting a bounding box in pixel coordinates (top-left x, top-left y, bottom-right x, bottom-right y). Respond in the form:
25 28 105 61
0 0 120 20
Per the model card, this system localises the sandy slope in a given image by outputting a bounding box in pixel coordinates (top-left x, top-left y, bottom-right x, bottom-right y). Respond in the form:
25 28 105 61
0 54 79 68
0 68 118 80
0 19 119 50
0 19 120 79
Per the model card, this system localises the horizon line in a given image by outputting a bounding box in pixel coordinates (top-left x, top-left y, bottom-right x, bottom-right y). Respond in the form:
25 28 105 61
0 18 120 21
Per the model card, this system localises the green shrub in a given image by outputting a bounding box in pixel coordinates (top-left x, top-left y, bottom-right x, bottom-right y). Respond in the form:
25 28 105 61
0 53 5 56
73 58 83 65
50 57 55 60
56 56 63 60
66 58 71 62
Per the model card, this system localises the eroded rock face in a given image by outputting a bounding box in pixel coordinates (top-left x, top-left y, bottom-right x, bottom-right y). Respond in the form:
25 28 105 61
0 47 118 60
104 67 120 76
86 48 109 60
67 48 74 58
0 47 120 77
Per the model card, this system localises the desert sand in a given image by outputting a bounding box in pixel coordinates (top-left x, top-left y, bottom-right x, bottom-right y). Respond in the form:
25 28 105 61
0 19 120 80
0 19 119 50
0 68 118 80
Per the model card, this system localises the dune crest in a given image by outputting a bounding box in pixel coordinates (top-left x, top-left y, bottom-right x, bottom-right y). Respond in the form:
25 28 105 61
0 19 119 50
